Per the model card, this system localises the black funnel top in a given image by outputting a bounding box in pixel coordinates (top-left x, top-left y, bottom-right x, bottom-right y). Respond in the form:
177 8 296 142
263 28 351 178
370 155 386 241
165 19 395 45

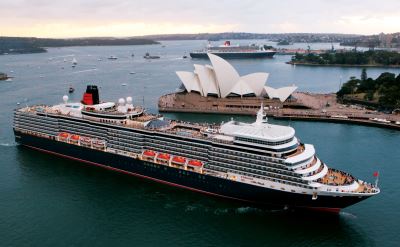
86 85 99 105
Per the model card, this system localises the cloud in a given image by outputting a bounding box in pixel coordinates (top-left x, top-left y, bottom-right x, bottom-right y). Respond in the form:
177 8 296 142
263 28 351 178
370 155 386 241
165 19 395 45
0 0 399 37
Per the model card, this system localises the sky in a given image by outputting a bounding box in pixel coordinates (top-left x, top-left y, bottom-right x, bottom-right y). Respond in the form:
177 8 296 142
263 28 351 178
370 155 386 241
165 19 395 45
0 0 399 38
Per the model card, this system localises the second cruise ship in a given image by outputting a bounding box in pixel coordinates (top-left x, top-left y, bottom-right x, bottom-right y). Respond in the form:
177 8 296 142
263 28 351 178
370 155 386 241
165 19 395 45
190 41 276 59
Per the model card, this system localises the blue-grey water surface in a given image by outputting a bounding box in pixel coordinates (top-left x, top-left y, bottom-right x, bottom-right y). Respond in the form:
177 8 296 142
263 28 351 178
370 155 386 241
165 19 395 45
1 40 400 247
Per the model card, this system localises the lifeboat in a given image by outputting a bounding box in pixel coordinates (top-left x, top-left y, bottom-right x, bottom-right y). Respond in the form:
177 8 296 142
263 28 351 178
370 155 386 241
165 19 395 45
143 150 156 157
188 160 203 167
70 135 80 141
58 132 69 138
172 156 186 164
157 153 170 160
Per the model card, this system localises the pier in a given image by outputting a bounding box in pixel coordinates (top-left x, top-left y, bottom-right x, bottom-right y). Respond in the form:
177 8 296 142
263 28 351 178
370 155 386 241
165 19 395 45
158 92 400 130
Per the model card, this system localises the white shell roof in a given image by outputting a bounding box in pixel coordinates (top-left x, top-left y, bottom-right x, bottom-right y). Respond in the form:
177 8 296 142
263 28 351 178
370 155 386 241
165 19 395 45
263 86 297 102
193 64 219 96
176 71 202 94
208 53 240 97
176 54 270 98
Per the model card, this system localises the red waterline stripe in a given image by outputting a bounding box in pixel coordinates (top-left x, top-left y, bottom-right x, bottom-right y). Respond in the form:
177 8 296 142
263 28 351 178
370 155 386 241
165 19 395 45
306 207 341 214
24 144 256 204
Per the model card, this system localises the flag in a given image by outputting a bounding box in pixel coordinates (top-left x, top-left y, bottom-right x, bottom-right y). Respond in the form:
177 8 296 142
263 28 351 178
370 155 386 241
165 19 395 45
373 171 379 177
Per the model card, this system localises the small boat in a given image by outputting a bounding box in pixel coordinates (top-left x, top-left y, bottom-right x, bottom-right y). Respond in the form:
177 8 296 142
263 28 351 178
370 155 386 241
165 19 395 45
69 86 75 93
143 52 160 59
121 83 127 86
97 58 102 61
108 56 118 60
131 53 135 57
183 55 188 59
129 72 136 74
72 58 77 67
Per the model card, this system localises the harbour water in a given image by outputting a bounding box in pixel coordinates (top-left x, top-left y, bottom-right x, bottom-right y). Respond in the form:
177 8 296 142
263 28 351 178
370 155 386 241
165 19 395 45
1 40 400 246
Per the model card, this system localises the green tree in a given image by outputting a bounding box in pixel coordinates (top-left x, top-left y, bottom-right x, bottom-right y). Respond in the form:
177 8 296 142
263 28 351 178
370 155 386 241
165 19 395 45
361 68 367 81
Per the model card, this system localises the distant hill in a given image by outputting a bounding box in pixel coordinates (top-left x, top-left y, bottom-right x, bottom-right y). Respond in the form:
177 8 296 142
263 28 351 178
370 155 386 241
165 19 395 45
0 37 159 55
138 32 361 42
340 32 400 48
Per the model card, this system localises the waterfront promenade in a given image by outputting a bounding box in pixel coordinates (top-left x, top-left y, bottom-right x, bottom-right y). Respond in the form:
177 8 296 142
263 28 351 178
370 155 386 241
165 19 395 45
159 92 400 130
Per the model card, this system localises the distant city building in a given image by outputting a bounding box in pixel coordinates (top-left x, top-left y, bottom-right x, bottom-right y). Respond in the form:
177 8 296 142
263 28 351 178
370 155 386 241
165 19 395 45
176 54 297 102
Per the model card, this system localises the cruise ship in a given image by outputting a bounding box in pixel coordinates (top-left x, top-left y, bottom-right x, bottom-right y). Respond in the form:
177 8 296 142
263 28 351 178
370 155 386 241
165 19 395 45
190 41 276 59
13 85 379 213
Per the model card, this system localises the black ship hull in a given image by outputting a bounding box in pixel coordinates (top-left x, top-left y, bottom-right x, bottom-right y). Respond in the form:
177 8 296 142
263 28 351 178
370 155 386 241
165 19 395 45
14 130 369 213
190 51 276 59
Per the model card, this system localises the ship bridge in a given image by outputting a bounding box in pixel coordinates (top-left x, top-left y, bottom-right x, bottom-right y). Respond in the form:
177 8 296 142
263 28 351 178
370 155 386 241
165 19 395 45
219 106 298 154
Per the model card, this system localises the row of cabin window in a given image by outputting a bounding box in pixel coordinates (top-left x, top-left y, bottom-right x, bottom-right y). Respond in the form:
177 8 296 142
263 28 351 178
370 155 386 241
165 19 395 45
18 114 58 124
60 122 108 135
16 118 57 130
146 143 206 159
108 144 139 152
16 122 57 134
16 117 58 128
108 139 143 147
149 135 209 148
108 130 143 138
59 120 109 133
236 137 294 146
17 126 56 136
149 139 208 152
211 146 284 163
211 156 298 177
212 152 287 170
61 127 105 139
108 134 143 143
210 160 305 184
208 165 311 189
108 141 141 148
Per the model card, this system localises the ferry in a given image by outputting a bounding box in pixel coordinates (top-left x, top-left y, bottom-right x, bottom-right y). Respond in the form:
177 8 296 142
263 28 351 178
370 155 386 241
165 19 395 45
190 41 276 59
13 85 379 213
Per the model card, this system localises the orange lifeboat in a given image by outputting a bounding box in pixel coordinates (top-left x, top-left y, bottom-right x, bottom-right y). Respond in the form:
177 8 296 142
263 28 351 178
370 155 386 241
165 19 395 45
143 150 156 157
157 153 170 160
172 156 186 164
188 160 203 167
70 135 80 141
58 132 69 138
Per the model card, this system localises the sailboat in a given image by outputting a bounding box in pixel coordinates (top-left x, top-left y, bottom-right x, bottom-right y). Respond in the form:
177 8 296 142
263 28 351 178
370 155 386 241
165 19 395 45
72 58 77 68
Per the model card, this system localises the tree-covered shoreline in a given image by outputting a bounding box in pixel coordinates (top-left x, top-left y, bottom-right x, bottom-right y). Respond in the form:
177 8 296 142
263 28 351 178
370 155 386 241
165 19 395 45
290 50 400 67
337 69 400 109
0 37 159 55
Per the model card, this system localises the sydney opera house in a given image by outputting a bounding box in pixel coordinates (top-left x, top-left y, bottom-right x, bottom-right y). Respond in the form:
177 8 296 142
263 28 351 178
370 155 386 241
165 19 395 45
159 54 304 115
176 54 297 101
